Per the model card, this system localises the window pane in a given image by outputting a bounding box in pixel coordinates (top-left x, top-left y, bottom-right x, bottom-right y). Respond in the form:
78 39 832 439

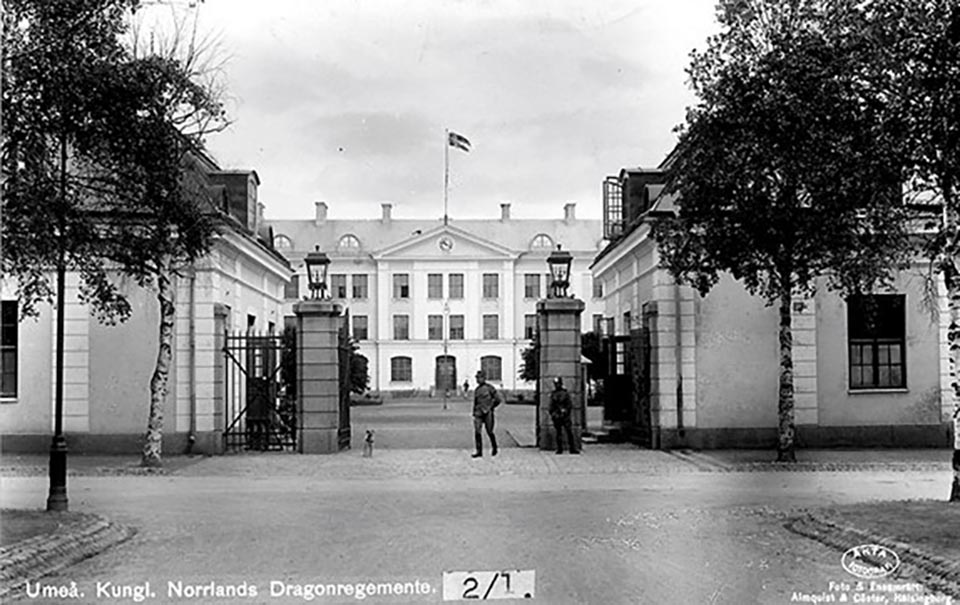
890 367 903 387
524 274 540 299
483 274 499 298
483 315 499 340
393 274 410 299
428 315 443 340
890 344 901 364
428 274 443 299
449 315 464 340
393 315 409 340
878 366 891 387
352 274 368 299
850 345 861 365
391 357 411 382
851 367 864 388
353 316 368 341
331 274 347 299
862 346 872 365
448 274 463 299
878 345 889 364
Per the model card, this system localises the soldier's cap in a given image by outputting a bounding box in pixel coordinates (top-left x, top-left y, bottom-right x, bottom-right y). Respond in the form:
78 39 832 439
475 370 486 378
553 376 563 385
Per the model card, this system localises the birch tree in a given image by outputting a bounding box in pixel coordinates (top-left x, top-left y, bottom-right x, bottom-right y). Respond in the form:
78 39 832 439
653 0 912 461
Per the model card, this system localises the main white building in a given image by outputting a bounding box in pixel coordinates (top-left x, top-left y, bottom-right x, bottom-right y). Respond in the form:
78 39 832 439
268 202 604 395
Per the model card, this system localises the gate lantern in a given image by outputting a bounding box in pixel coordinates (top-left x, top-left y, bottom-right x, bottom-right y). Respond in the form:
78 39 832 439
547 244 573 298
304 246 331 300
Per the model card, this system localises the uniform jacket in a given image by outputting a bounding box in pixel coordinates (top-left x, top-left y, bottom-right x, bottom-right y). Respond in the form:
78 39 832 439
473 383 501 417
549 387 573 419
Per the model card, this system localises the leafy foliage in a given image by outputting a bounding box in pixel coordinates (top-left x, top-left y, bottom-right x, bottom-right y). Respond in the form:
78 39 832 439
654 0 912 303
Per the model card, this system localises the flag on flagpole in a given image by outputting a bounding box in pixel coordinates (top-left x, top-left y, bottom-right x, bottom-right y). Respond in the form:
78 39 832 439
448 131 471 152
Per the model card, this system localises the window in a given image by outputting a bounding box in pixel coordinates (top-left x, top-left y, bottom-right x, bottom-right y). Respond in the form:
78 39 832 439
603 176 624 239
273 234 293 250
448 274 464 299
524 314 537 340
483 314 499 340
1 301 17 398
284 274 300 299
351 274 368 299
330 274 347 299
531 233 553 249
338 234 361 249
523 274 540 299
847 295 906 389
593 314 604 334
428 274 443 299
482 273 499 299
449 315 464 340
393 315 410 340
428 315 443 340
393 274 410 299
481 356 502 382
391 356 412 382
352 315 368 341
592 278 603 299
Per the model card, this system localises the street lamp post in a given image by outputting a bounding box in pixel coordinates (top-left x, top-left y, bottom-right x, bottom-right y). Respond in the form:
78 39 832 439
547 244 573 299
442 300 449 410
303 246 330 300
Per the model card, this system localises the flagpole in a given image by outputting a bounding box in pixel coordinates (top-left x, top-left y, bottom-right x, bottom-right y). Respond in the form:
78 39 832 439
443 128 449 226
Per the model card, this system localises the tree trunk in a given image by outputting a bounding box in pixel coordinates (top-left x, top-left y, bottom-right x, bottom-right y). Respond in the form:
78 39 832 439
947 267 960 501
777 282 797 462
142 260 175 467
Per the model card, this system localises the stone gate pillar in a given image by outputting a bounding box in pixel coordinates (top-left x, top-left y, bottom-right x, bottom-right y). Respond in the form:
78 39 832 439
537 298 585 450
294 300 343 454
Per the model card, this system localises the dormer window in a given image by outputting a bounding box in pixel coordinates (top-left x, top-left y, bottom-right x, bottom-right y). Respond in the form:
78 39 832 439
338 234 361 249
531 234 553 250
273 234 293 250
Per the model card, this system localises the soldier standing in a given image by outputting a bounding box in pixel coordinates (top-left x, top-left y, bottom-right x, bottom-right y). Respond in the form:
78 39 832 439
472 370 501 458
550 377 579 454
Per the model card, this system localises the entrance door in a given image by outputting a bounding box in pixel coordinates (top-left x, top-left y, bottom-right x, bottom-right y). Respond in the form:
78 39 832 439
435 355 457 394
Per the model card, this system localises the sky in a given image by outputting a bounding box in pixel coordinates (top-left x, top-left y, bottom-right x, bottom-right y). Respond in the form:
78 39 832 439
151 0 721 221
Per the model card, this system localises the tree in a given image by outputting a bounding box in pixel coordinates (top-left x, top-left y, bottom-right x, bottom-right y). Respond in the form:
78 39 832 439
519 332 539 383
653 0 912 462
2 0 229 472
2 0 151 510
348 338 370 394
866 0 960 500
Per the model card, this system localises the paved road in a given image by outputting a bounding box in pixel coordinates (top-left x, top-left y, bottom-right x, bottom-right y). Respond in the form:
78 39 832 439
3 450 953 605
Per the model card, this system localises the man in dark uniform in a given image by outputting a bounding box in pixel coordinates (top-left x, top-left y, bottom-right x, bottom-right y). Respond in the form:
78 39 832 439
550 376 579 454
472 370 501 458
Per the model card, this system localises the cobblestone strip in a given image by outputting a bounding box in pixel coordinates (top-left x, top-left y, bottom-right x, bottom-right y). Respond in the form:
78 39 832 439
786 512 960 599
0 513 135 602
665 449 734 472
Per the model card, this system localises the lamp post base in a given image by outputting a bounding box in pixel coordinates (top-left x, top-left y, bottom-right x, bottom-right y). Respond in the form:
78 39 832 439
46 435 68 512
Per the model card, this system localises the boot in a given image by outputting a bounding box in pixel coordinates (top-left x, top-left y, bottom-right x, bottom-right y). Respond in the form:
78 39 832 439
491 434 498 457
473 433 483 458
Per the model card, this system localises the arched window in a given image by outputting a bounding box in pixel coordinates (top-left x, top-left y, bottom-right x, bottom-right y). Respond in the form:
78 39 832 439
273 234 293 250
531 233 553 250
391 356 412 382
480 356 502 382
338 234 361 249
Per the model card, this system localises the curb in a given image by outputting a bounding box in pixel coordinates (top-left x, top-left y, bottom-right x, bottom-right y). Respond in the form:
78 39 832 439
0 512 135 602
786 511 960 599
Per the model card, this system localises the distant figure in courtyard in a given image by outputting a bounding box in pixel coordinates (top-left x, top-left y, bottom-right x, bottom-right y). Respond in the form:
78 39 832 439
472 370 501 458
550 377 579 454
463 379 470 399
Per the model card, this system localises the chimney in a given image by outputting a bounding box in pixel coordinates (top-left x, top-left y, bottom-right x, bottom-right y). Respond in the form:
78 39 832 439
564 202 576 222
315 201 328 225
381 202 392 222
500 202 511 220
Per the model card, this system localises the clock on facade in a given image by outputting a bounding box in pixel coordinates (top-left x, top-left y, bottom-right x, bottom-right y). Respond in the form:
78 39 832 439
438 236 454 252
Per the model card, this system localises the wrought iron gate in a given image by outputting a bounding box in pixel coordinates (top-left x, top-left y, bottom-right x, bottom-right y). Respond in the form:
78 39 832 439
337 312 352 450
223 331 297 451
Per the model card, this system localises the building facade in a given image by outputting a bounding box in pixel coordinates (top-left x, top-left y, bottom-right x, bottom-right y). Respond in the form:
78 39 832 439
268 202 605 395
0 154 291 454
591 165 953 449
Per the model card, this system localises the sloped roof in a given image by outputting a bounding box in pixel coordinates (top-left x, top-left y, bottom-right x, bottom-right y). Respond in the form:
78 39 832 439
267 216 604 257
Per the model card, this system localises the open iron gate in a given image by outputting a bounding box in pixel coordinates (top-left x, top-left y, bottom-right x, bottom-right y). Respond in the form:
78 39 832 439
337 311 352 450
223 331 296 451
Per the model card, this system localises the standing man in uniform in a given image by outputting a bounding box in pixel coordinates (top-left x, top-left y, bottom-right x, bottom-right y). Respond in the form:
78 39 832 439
472 370 501 458
550 377 579 454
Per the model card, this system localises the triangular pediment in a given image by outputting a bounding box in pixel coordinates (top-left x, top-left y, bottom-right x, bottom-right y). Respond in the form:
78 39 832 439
373 224 518 260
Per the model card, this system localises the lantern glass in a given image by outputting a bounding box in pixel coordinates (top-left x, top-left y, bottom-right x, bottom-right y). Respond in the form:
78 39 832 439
303 246 331 299
546 245 573 298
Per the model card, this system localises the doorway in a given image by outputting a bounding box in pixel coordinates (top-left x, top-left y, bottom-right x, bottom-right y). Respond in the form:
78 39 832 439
435 355 457 395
